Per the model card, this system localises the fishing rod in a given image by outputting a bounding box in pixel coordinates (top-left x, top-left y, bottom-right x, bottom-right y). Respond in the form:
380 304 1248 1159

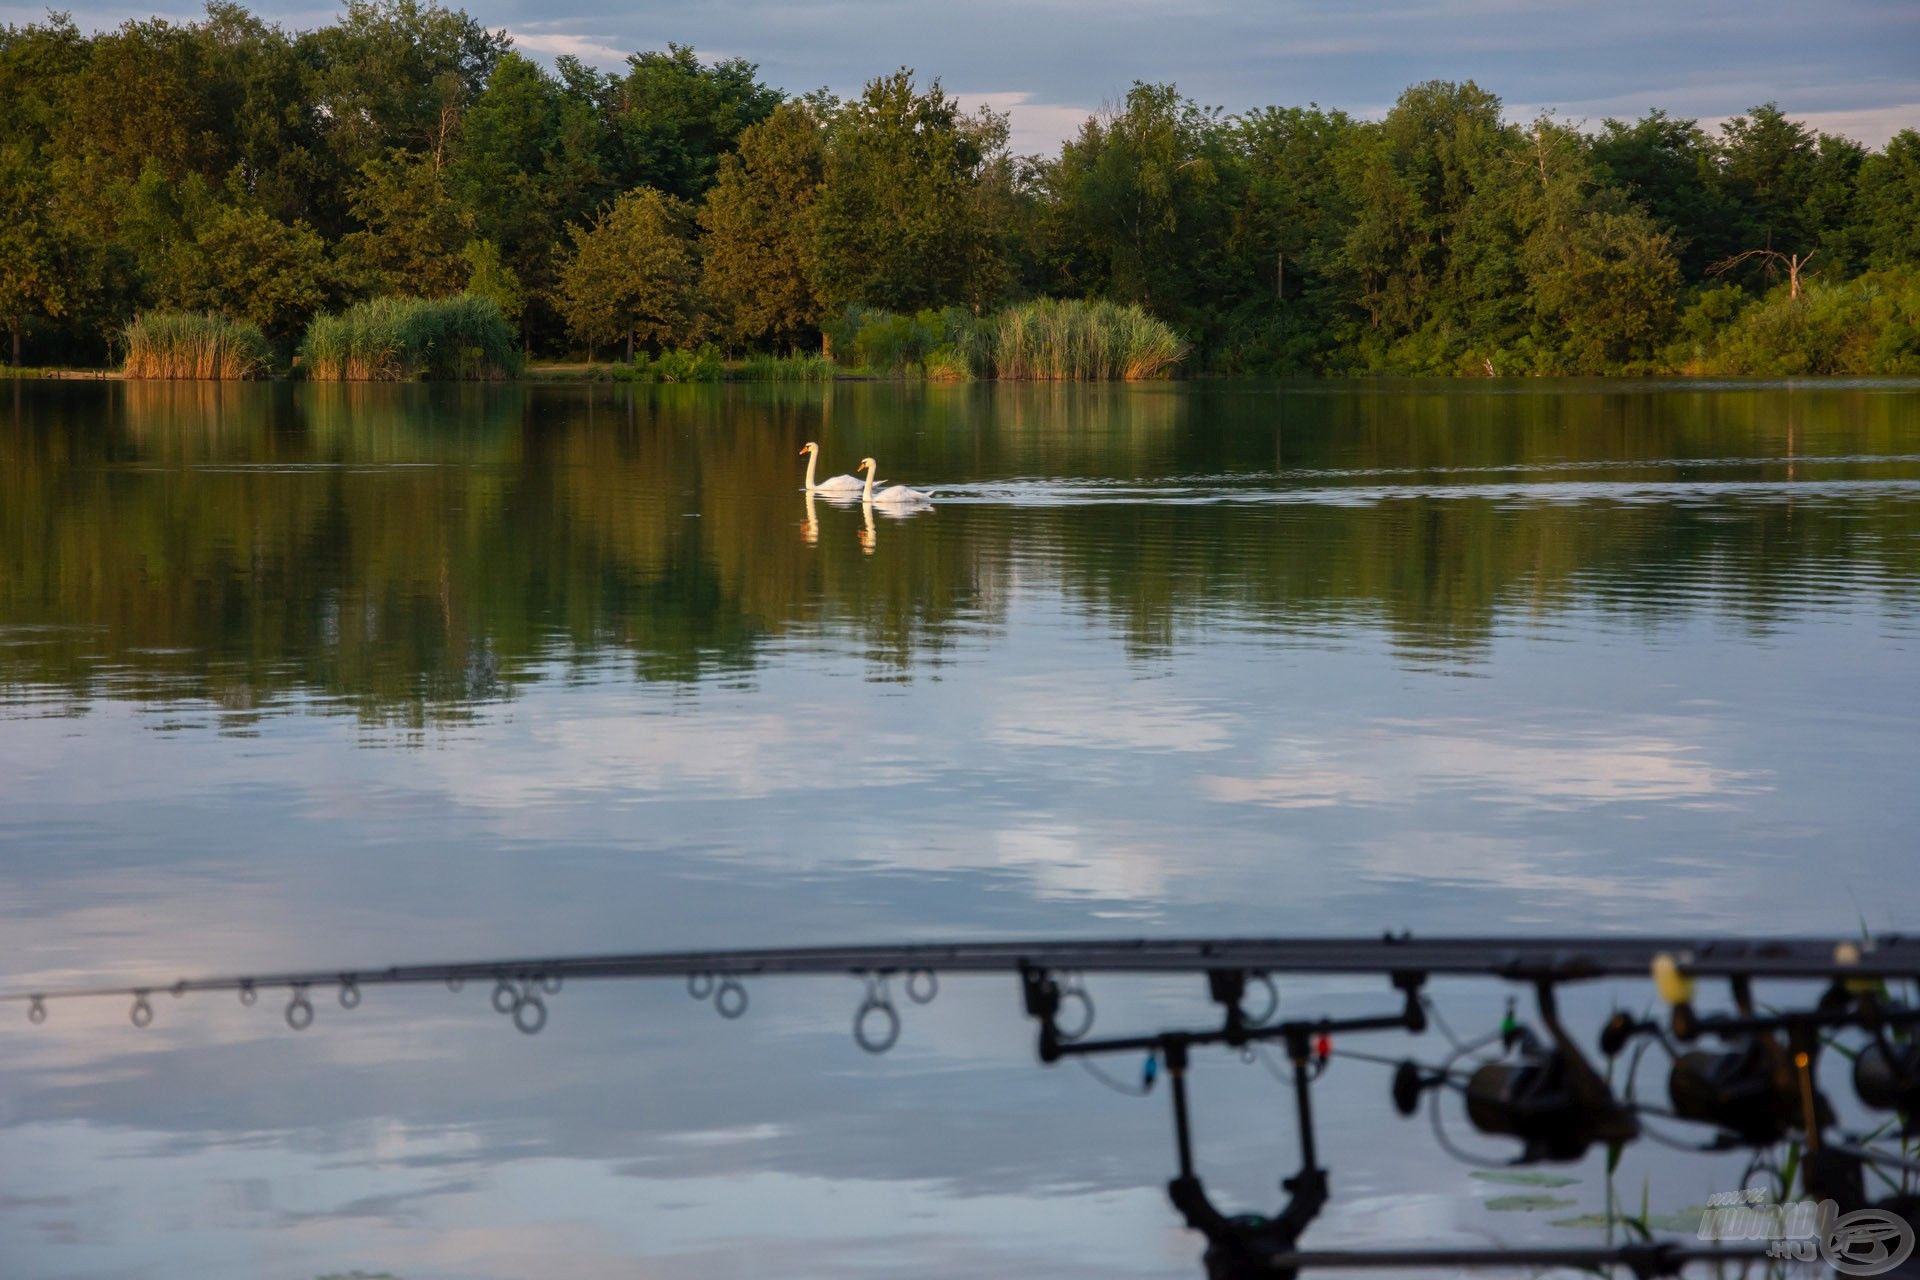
7 932 1918 1277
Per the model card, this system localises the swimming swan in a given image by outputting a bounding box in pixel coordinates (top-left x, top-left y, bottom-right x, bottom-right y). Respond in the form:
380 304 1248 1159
859 458 933 507
799 442 864 494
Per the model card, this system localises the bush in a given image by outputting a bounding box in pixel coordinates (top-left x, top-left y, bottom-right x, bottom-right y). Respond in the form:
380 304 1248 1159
122 311 272 380
300 294 520 381
822 305 985 375
922 345 974 381
598 344 724 383
853 311 928 371
1682 271 1920 375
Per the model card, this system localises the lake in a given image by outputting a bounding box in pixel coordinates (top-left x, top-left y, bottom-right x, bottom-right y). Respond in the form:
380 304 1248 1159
2 378 1917 1278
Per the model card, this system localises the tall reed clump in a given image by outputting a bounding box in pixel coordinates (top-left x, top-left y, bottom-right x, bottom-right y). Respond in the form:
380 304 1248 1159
300 295 520 381
121 311 272 380
989 298 1187 380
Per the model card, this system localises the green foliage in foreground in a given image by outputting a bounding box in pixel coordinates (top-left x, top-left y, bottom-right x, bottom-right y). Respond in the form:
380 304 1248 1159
122 311 272 379
300 295 520 381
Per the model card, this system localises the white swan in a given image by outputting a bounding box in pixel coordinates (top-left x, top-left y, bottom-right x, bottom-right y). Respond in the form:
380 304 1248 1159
859 457 933 507
800 442 864 494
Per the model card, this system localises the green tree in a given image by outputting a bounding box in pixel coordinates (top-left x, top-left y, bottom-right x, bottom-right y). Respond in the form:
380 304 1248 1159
810 70 1009 313
50 16 229 243
304 0 508 171
172 204 333 343
1856 130 1920 268
1045 83 1236 316
1716 104 1820 263
449 51 606 320
555 187 700 359
461 237 524 329
1232 106 1358 295
1335 126 1428 339
1527 204 1679 370
0 14 87 158
1333 81 1526 366
339 150 474 295
610 44 781 200
1802 133 1868 273
0 146 80 364
697 101 828 349
1590 110 1742 277
197 4 330 225
112 162 215 309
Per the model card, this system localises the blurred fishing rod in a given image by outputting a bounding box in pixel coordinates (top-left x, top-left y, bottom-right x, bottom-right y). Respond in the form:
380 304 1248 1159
8 931 1919 1278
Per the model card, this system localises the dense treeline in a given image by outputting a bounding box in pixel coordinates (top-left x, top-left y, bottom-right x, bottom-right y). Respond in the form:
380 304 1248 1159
3 1 1918 375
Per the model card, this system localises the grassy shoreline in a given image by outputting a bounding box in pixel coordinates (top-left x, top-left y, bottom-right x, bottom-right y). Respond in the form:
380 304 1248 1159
15 362 1920 384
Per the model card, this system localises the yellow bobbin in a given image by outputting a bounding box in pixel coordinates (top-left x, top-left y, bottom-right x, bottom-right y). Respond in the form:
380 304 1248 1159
1652 952 1694 1006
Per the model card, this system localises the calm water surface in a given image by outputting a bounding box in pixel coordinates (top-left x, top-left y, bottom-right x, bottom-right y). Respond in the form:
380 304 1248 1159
2 379 1917 1278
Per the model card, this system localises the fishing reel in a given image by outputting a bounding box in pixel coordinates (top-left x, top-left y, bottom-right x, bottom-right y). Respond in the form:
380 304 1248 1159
1854 1039 1920 1135
1599 971 1831 1146
1395 985 1638 1164
1462 1031 1640 1162
1666 1037 1824 1145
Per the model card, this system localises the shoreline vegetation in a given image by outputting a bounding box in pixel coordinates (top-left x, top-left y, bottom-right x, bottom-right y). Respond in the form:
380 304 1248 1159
300 295 520 381
100 296 1190 382
3 5 1918 382
122 311 272 380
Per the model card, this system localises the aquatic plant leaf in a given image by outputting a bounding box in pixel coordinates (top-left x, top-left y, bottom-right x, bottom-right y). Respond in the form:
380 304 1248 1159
1484 1194 1578 1212
1549 1207 1709 1232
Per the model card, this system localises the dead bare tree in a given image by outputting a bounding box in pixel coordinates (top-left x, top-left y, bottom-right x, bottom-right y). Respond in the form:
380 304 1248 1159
1707 247 1816 300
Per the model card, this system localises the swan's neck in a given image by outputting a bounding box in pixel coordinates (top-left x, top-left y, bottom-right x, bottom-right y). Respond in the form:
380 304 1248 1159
803 450 818 491
862 468 875 503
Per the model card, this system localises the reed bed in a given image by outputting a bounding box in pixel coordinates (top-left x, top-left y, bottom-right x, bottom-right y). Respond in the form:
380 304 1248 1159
121 312 272 380
300 295 520 381
988 298 1187 380
814 299 1184 380
732 353 838 382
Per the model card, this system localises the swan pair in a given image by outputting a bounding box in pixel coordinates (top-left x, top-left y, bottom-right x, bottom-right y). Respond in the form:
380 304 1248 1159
799 442 933 507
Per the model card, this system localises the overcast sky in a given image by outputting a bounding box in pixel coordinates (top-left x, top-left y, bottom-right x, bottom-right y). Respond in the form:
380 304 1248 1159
14 0 1920 155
